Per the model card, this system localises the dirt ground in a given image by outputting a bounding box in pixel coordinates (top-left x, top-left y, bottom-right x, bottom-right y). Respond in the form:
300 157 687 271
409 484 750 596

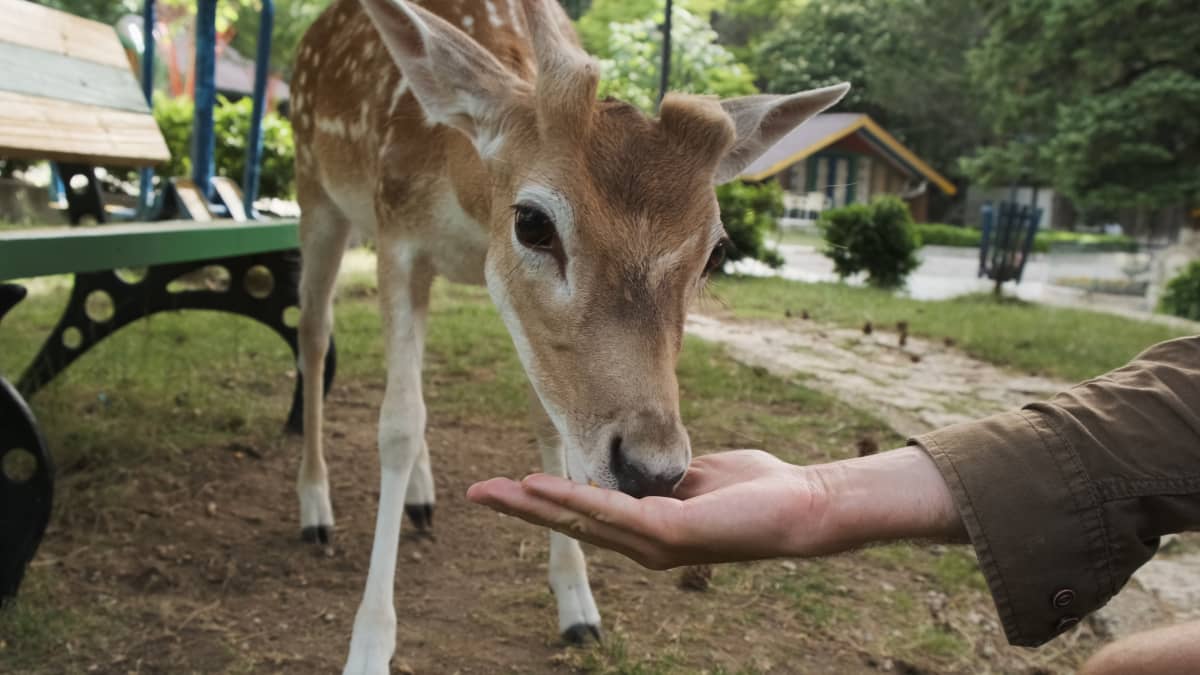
4 372 1107 675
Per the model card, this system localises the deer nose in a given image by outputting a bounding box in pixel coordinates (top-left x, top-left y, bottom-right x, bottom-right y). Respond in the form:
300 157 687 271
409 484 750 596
609 434 687 499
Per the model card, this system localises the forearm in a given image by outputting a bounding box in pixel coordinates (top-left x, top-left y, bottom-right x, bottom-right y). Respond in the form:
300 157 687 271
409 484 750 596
800 446 965 555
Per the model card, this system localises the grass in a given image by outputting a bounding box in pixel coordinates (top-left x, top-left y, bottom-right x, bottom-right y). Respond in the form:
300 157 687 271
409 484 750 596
708 275 1191 382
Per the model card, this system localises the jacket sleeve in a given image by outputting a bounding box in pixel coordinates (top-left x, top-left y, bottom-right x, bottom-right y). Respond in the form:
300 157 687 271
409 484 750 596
910 335 1200 647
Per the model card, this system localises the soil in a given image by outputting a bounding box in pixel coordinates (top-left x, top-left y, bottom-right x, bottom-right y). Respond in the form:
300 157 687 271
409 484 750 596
8 368 1102 675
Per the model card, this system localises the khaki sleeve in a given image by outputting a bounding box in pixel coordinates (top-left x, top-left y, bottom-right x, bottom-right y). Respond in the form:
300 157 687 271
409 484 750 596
911 335 1200 647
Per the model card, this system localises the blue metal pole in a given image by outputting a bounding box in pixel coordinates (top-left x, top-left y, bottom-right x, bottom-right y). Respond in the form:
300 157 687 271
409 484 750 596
138 0 157 216
242 0 274 219
192 0 218 202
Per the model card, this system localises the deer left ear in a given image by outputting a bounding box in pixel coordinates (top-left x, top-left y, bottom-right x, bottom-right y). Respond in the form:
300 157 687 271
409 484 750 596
713 83 851 185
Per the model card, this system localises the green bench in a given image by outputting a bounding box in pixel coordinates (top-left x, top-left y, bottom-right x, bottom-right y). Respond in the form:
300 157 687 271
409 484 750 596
0 1 331 605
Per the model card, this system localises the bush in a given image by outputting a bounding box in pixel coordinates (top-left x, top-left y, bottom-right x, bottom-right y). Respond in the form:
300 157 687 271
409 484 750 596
914 223 981 248
912 223 1138 254
1159 260 1200 321
819 196 920 288
716 180 784 269
153 93 296 199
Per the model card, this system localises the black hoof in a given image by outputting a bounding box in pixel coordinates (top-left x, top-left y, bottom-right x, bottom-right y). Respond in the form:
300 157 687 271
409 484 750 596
405 504 434 534
561 623 603 645
300 525 333 545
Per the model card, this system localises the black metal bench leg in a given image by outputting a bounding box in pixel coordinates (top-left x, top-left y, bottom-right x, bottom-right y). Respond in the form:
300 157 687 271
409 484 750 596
0 285 55 605
16 249 335 432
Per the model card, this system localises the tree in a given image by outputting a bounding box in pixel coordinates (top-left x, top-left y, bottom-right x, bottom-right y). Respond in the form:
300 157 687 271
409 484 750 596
965 0 1200 213
595 5 756 112
746 0 987 190
230 0 333 79
576 0 726 57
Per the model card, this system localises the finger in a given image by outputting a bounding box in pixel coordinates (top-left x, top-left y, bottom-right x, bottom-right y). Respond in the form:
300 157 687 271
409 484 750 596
520 474 679 538
468 477 668 564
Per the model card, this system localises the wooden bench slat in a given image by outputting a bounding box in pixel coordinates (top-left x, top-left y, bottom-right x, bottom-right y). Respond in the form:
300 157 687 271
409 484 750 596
0 91 170 166
0 41 153 114
0 0 131 70
0 221 300 281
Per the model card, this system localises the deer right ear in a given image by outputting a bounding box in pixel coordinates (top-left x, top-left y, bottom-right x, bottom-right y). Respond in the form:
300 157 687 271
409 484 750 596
359 0 530 157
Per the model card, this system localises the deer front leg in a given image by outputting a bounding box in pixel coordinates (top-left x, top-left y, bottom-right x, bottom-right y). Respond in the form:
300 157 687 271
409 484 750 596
344 250 433 675
403 439 435 537
529 388 603 643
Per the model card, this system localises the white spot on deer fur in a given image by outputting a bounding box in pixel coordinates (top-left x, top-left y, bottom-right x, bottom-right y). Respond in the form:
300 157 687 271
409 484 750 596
485 0 503 27
507 0 523 35
298 71 308 87
461 14 475 33
312 52 321 67
316 116 348 137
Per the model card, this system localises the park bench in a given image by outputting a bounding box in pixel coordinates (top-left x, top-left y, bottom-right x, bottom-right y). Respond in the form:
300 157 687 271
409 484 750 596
978 200 1044 295
0 0 332 605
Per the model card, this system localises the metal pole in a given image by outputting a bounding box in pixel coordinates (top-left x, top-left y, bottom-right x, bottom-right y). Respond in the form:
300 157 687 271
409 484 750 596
657 0 672 108
242 0 274 218
192 0 218 202
138 0 156 216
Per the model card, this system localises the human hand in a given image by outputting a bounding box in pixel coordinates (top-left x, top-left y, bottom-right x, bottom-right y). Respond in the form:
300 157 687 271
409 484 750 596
466 446 962 570
467 449 836 569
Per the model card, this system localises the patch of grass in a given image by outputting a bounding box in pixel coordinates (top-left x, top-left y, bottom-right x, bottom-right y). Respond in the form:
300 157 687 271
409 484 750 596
905 624 970 660
933 548 987 592
0 572 96 671
575 631 686 674
709 276 1189 382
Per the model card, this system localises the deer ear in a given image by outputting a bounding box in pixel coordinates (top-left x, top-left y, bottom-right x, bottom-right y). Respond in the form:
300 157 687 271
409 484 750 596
360 0 529 157
713 83 851 185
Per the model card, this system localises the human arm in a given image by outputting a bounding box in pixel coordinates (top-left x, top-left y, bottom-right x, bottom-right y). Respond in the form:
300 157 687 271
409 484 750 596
466 445 964 570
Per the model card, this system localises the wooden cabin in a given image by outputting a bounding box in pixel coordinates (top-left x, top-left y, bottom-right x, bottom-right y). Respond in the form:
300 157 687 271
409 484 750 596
737 113 956 223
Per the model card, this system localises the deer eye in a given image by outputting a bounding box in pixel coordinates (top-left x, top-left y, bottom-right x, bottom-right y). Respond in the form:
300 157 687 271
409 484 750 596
513 204 558 251
704 239 728 276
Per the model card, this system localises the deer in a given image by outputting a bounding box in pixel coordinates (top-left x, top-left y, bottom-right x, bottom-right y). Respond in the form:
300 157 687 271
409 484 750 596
289 0 848 671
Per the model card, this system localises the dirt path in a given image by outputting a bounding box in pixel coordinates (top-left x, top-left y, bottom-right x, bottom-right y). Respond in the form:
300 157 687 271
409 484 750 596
686 311 1200 644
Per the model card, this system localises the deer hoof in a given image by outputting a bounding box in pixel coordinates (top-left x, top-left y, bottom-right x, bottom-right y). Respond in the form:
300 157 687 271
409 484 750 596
562 623 603 645
404 503 434 537
301 525 333 545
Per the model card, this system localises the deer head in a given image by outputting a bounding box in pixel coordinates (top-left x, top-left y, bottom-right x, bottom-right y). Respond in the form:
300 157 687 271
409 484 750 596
361 0 848 497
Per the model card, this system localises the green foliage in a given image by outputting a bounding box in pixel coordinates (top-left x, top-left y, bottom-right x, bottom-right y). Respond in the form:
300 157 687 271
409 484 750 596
914 223 1137 254
153 94 296 198
1035 230 1138 254
914 223 982 249
230 0 333 79
577 0 727 57
1159 260 1200 321
592 5 756 112
965 0 1200 212
716 181 784 269
745 0 985 184
819 196 919 288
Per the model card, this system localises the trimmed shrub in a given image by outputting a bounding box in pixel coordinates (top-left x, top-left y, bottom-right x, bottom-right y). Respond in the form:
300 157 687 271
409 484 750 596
716 180 784 269
915 223 982 248
913 223 1138 254
153 93 296 199
819 196 920 288
1159 260 1200 321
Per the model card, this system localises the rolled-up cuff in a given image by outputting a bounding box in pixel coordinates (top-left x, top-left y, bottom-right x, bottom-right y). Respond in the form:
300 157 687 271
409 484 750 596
912 409 1112 647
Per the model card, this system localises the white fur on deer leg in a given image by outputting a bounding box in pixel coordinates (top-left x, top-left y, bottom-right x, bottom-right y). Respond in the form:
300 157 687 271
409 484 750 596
550 530 602 643
343 466 409 675
297 479 335 544
403 441 436 535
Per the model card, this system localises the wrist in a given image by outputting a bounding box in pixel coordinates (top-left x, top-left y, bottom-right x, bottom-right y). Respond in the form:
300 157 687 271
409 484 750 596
809 446 964 553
